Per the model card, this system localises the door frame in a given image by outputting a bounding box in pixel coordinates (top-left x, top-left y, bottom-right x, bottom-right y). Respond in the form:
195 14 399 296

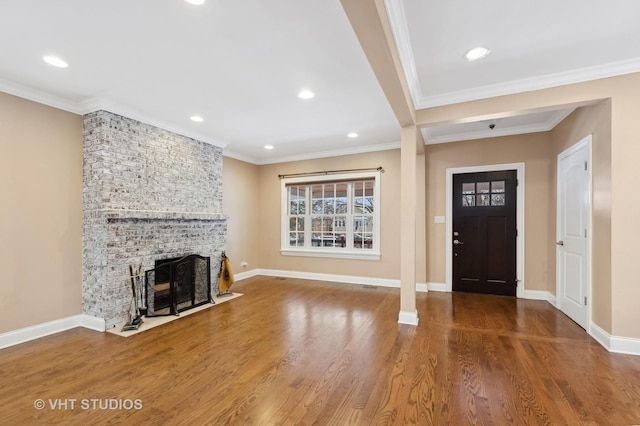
446 163 525 297
556 135 592 328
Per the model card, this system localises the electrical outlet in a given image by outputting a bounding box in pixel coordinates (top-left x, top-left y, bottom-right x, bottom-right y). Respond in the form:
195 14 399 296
240 261 248 268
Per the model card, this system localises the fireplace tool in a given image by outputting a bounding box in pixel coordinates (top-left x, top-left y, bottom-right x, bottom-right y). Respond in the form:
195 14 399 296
122 264 144 331
217 251 235 297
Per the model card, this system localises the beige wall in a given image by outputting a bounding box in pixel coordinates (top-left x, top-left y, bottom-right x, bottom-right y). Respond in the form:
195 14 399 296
0 92 83 334
424 133 554 291
550 100 612 331
222 156 260 275
257 150 401 279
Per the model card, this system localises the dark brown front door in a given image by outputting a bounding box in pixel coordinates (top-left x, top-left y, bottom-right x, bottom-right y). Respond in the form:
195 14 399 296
452 170 517 296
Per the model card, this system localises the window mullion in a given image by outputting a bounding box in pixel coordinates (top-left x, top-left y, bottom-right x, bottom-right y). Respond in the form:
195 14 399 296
304 185 313 248
346 183 353 250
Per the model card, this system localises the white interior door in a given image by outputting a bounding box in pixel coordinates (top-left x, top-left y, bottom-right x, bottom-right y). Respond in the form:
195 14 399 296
556 136 591 329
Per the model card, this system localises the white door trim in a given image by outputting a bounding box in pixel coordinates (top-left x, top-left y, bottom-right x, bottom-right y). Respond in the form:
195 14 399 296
446 163 525 297
556 135 592 329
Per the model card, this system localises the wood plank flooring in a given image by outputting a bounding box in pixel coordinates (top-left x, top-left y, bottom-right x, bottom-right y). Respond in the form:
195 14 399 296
1 276 640 425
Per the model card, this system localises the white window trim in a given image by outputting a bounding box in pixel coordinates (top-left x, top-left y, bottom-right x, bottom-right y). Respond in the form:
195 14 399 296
280 171 381 260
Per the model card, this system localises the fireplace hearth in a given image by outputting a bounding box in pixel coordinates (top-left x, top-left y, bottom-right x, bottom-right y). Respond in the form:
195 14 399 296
145 254 212 316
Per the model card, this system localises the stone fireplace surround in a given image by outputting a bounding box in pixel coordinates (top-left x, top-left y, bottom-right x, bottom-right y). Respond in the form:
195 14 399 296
82 111 226 329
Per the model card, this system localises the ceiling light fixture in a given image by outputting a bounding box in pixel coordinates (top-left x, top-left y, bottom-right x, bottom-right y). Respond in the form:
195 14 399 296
184 0 206 5
347 132 358 138
264 145 274 150
464 46 490 62
297 89 315 100
43 55 68 68
190 115 204 122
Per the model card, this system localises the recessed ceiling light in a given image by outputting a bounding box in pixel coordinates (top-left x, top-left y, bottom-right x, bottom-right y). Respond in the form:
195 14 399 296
264 145 274 150
190 115 204 122
297 90 315 100
184 0 206 5
43 55 68 68
464 46 490 62
347 132 358 138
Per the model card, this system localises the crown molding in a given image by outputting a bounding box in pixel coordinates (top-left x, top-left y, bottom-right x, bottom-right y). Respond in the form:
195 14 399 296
251 141 401 165
0 79 228 149
222 149 260 164
422 107 575 144
84 100 229 149
0 77 85 114
416 57 640 109
383 0 422 108
382 0 640 109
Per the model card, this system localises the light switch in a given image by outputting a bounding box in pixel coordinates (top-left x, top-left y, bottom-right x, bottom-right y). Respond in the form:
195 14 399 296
434 216 445 224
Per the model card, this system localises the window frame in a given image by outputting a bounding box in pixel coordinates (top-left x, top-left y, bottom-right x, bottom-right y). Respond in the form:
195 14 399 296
280 171 381 260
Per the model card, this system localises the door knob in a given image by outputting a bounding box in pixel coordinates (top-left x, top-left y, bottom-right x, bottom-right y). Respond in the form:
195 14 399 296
453 239 464 245
556 240 564 246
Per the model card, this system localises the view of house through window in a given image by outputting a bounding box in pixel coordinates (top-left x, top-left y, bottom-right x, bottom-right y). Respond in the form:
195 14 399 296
281 173 380 258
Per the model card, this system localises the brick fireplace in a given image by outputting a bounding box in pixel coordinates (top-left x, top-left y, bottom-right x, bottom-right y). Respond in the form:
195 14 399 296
82 111 227 329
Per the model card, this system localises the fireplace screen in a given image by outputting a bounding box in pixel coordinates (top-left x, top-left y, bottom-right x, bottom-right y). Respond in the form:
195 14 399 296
145 254 212 316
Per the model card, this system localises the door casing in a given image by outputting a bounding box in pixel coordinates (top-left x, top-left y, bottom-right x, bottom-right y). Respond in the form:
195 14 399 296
446 163 525 297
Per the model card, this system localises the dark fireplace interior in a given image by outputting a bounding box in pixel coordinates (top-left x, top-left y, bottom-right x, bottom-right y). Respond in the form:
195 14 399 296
145 254 212 316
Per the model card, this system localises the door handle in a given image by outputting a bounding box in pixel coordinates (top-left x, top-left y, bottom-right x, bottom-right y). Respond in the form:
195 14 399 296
556 240 564 246
453 239 464 245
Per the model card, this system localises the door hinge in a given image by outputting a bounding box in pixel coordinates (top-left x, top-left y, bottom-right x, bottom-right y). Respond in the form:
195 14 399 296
584 229 587 238
584 161 588 171
584 296 588 306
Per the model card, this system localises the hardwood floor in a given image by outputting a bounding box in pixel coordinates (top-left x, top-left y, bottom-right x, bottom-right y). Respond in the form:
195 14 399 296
1 276 640 425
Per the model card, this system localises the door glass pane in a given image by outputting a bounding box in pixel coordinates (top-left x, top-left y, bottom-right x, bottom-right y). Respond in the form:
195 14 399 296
477 182 490 193
462 183 475 194
476 194 490 206
491 194 505 206
462 194 475 207
491 181 505 193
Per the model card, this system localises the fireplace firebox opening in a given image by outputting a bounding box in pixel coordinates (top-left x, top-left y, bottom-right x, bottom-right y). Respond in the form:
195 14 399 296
145 254 213 316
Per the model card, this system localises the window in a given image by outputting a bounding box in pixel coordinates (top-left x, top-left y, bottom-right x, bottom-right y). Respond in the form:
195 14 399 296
281 171 381 260
462 180 505 207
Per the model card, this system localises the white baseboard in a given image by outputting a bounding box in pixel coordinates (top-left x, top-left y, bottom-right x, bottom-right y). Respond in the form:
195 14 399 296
398 310 419 325
590 323 640 356
426 282 448 292
522 289 552 301
80 314 106 332
257 268 400 288
233 269 259 282
0 314 105 350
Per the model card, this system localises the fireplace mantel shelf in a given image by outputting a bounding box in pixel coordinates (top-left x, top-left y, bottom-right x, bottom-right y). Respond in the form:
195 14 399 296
86 209 226 221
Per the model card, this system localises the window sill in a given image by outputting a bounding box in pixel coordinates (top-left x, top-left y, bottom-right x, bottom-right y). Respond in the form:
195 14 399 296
280 248 381 261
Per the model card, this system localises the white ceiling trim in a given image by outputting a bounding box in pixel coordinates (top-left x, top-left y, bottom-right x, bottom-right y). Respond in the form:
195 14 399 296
84 99 229 150
382 2 640 109
0 77 85 114
242 141 401 166
423 123 545 144
221 149 260 165
383 0 421 108
416 57 640 109
422 108 576 145
0 77 228 149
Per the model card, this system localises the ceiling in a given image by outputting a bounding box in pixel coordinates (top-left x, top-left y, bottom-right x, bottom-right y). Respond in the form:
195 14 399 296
1 1 640 164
